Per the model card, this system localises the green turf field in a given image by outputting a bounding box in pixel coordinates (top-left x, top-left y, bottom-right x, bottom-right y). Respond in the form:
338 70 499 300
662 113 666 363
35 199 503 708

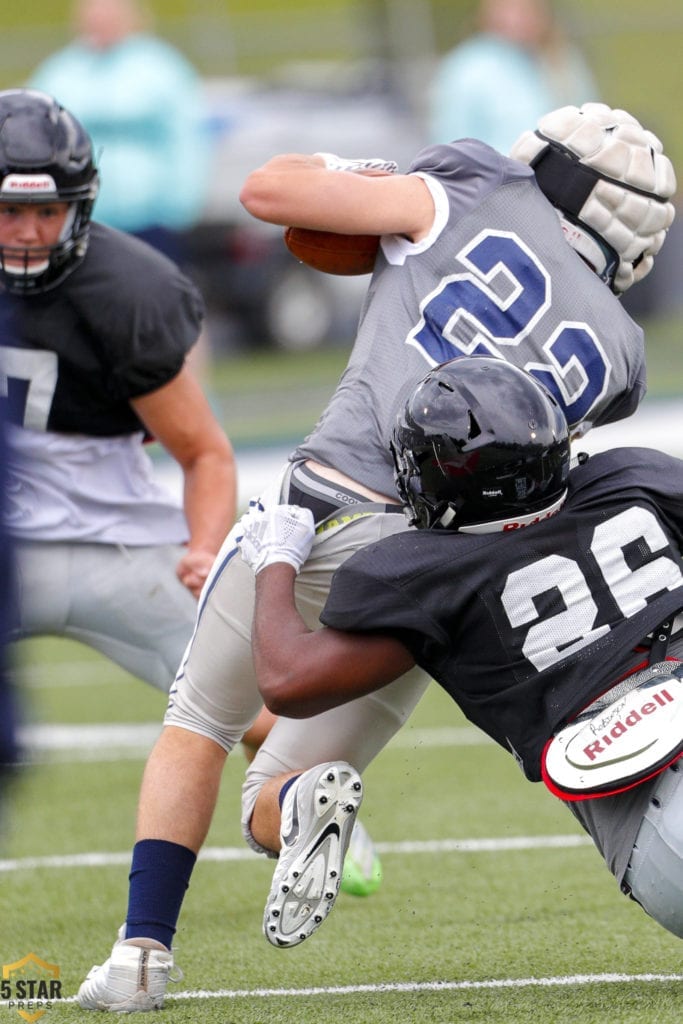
2 4 683 1018
3 636 683 1023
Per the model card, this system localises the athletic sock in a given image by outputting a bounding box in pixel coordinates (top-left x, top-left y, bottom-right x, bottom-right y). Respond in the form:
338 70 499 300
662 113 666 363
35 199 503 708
125 839 197 949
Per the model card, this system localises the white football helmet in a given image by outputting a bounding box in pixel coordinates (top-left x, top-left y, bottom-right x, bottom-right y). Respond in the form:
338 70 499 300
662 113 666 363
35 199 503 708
510 102 676 294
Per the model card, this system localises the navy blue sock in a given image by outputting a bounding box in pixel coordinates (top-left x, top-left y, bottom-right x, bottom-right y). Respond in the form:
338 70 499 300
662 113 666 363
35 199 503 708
278 775 301 808
125 839 197 949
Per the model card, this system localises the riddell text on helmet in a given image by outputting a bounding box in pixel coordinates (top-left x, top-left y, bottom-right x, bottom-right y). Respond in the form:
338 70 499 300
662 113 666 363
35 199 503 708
501 506 562 530
583 686 674 762
2 173 57 193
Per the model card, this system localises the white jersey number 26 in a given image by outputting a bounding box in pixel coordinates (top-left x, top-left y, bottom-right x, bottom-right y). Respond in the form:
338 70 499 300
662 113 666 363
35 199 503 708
500 506 683 671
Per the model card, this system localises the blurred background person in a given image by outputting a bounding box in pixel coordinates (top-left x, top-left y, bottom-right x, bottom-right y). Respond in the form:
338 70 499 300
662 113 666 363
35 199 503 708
0 387 21 834
29 0 210 267
0 88 236 698
428 0 598 153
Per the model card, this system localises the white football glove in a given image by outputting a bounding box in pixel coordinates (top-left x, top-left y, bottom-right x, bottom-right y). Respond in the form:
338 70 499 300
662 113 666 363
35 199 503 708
315 152 398 175
237 504 315 575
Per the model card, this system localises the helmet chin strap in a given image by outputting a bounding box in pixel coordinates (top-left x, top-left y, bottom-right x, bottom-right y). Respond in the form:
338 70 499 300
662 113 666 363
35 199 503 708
58 204 77 243
555 211 618 286
446 489 568 534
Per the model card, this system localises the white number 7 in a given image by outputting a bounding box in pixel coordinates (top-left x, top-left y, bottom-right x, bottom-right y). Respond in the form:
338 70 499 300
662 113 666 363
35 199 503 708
0 347 58 430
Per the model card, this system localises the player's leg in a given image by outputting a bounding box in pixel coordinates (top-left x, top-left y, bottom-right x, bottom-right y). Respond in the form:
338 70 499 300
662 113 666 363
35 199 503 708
568 638 683 939
621 761 683 937
243 662 430 947
234 509 432 947
66 542 199 688
12 540 70 636
240 703 382 896
240 502 419 897
133 541 264 866
78 538 263 1012
241 707 277 762
245 665 431 847
14 540 197 691
569 761 683 939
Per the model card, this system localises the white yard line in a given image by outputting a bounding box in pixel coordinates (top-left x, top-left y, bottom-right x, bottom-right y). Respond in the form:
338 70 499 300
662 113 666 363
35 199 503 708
3 971 681 1009
166 972 683 998
16 722 493 764
0 833 592 873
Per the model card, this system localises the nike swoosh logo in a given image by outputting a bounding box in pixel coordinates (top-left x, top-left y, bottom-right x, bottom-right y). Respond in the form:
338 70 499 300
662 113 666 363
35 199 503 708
307 822 341 858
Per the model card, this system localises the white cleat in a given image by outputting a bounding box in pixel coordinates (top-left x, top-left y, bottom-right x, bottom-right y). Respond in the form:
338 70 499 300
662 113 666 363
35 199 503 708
264 761 363 948
77 926 180 1012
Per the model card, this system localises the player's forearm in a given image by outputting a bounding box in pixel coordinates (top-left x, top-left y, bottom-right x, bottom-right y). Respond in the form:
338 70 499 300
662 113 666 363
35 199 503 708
239 153 424 236
182 447 237 555
239 154 327 226
252 565 319 714
253 566 413 717
175 447 237 597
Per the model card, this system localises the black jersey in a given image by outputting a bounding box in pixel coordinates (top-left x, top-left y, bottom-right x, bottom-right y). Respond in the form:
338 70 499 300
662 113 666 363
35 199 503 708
322 448 683 781
0 222 203 436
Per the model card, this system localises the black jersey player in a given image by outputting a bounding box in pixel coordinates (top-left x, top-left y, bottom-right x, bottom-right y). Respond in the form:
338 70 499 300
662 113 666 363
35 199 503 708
0 88 236 690
245 356 683 949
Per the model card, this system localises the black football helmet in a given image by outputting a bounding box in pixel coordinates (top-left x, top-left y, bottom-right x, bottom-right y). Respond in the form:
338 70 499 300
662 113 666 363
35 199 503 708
391 356 571 531
0 88 99 294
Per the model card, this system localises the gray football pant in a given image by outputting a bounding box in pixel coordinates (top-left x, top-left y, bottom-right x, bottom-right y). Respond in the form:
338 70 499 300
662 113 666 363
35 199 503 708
569 634 683 939
163 497 431 854
14 539 197 691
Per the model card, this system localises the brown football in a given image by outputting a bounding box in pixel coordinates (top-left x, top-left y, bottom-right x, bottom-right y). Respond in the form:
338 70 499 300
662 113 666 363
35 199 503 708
284 227 379 276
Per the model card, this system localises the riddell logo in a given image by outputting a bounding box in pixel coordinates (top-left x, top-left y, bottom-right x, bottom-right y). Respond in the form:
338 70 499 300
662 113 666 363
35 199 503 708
1 174 57 194
583 687 674 761
502 505 561 531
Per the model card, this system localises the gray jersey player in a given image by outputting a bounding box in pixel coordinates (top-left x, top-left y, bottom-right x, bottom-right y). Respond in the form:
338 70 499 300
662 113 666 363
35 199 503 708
78 102 676 1012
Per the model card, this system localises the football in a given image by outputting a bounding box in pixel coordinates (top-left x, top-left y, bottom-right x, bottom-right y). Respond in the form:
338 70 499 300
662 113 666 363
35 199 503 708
284 226 379 276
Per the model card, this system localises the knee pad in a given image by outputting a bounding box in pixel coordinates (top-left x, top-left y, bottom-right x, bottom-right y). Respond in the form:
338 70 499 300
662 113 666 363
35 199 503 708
623 762 683 938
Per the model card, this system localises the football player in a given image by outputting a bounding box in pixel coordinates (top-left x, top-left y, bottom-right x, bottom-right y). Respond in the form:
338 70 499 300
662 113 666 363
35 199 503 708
0 88 236 689
0 395 20 818
242 355 683 948
78 102 676 1011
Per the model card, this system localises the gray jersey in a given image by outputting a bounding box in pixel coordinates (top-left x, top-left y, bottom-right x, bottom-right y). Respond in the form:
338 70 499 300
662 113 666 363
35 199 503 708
293 141 645 497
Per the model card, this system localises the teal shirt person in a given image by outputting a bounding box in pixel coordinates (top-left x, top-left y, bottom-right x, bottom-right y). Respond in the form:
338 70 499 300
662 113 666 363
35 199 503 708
30 32 209 235
429 30 597 155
